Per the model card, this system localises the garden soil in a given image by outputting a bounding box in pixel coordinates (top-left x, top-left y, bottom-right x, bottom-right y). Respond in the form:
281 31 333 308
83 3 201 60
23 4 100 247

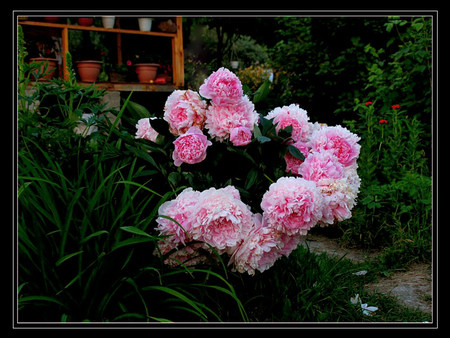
299 233 432 315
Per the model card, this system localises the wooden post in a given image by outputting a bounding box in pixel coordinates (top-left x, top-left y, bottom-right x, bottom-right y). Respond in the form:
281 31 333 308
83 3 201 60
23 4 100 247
172 16 184 87
61 27 69 81
116 18 122 65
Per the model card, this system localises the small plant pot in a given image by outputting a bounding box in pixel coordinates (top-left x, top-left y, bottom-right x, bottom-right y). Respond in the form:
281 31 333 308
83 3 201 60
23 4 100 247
230 60 239 69
44 16 59 23
102 16 115 29
138 18 153 31
78 17 94 27
29 57 58 81
76 60 103 82
135 63 159 83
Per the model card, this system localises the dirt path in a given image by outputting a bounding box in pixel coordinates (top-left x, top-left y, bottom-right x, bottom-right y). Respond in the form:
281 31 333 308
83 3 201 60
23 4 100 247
299 233 432 315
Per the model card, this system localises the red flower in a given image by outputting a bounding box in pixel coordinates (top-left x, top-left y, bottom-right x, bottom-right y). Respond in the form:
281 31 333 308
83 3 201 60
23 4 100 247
365 101 373 106
379 119 388 124
391 104 400 109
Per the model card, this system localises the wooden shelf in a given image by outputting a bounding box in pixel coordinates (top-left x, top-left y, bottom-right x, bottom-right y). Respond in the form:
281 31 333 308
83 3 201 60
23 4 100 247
82 82 178 92
19 17 184 90
19 20 177 38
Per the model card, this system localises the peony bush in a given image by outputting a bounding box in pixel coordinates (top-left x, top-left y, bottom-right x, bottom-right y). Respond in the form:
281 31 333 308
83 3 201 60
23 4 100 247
136 67 361 275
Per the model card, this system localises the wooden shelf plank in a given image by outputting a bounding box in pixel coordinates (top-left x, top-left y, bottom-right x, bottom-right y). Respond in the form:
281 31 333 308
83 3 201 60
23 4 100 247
80 82 178 92
19 20 177 38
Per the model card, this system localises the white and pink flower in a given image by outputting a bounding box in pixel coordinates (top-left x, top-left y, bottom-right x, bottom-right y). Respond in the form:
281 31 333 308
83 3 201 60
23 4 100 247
265 104 313 142
172 127 212 166
135 117 159 142
163 89 207 136
298 150 345 182
230 126 252 146
155 187 201 245
308 125 361 167
205 95 258 142
199 67 243 104
190 186 254 251
261 177 323 236
228 214 282 275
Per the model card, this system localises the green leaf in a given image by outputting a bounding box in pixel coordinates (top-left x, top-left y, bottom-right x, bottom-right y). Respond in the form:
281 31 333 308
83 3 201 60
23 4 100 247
287 145 305 160
19 295 67 308
149 316 173 322
245 168 259 190
253 124 262 139
80 230 109 244
126 100 151 118
168 171 181 187
253 79 271 103
120 226 152 238
56 251 84 267
257 136 271 143
115 180 163 198
111 237 157 252
143 285 207 321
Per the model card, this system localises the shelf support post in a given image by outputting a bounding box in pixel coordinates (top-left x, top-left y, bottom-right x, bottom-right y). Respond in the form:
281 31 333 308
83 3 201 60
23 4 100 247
172 17 184 87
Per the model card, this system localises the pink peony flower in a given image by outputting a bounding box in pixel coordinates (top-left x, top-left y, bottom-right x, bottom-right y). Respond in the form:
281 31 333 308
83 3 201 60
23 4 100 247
172 127 212 166
205 95 258 142
155 187 201 244
308 125 361 167
343 164 361 199
313 164 360 225
284 141 310 175
135 117 159 142
317 178 356 224
260 177 323 236
298 150 345 182
228 214 303 275
277 232 302 257
265 104 313 142
230 126 252 146
199 67 243 104
190 186 254 251
163 90 207 136
228 214 282 275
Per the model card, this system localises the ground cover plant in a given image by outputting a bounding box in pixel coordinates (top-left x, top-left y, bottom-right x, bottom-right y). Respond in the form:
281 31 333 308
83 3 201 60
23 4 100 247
16 15 433 324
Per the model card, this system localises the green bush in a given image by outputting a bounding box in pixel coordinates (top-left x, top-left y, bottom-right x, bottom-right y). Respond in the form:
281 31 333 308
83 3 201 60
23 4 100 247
340 100 431 264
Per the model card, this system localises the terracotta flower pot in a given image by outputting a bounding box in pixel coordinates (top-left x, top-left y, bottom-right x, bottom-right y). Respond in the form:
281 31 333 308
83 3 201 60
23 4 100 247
29 57 58 80
76 60 103 82
78 18 94 26
135 63 159 83
44 16 59 23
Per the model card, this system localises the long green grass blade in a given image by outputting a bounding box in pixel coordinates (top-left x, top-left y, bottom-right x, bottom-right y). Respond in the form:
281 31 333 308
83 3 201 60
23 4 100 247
55 251 83 267
120 226 152 238
115 180 163 198
143 285 207 321
79 230 109 244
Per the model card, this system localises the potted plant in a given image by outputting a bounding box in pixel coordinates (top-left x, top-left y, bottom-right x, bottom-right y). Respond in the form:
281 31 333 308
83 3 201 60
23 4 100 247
135 63 159 83
74 39 102 82
78 17 94 27
131 52 159 83
76 60 103 82
138 17 153 31
28 35 59 81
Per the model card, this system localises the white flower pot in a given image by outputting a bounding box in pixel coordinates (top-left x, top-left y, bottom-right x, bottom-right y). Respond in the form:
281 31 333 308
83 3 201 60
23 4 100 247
102 16 115 29
138 18 153 31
